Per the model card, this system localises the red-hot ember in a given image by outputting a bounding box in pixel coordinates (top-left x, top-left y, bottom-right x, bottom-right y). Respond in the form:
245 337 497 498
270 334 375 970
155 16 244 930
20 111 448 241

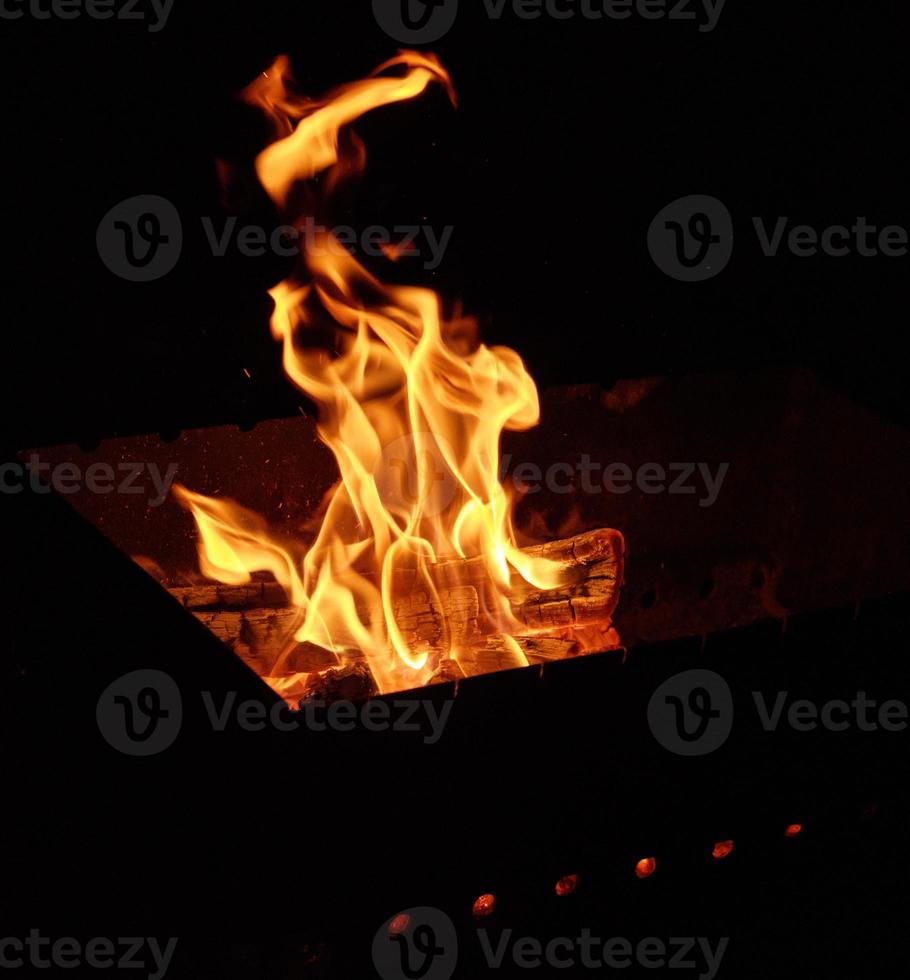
635 857 657 879
473 894 496 918
712 840 734 860
784 823 803 838
388 914 410 937
555 874 579 896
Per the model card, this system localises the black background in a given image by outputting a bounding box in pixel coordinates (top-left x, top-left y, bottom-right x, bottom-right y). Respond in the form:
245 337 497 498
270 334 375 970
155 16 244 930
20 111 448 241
1 0 908 451
1 3 909 978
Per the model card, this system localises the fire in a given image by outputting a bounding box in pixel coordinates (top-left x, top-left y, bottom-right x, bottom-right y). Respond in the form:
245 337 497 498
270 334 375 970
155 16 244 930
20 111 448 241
174 53 568 701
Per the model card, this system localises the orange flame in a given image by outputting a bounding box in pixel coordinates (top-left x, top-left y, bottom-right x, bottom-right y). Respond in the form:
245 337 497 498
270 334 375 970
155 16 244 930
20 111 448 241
175 53 566 701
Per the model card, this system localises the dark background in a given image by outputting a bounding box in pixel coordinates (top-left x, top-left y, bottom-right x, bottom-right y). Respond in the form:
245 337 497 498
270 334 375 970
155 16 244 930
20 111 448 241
1 3 909 978
1 0 908 452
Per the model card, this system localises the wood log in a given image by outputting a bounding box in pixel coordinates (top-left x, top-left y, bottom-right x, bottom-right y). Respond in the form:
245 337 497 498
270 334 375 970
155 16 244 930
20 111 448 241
168 528 624 679
455 634 582 677
302 663 377 703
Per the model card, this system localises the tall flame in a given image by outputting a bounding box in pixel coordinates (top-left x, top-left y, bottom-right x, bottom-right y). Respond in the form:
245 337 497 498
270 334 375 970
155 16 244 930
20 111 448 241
175 53 565 699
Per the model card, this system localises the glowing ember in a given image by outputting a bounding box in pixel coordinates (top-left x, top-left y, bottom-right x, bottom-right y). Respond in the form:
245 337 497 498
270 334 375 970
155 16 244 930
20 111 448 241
174 52 582 702
472 894 496 918
635 857 657 879
555 874 579 896
784 823 803 838
712 840 734 860
388 914 410 937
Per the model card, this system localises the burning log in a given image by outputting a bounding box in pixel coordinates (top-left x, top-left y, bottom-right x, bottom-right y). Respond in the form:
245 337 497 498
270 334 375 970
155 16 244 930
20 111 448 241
302 663 377 704
168 528 624 680
509 529 625 630
455 634 582 677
